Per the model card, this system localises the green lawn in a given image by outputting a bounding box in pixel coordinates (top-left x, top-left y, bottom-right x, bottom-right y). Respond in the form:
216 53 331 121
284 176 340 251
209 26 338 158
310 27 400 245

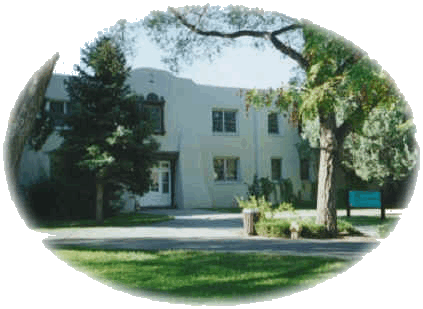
339 215 400 238
52 249 354 303
34 213 174 229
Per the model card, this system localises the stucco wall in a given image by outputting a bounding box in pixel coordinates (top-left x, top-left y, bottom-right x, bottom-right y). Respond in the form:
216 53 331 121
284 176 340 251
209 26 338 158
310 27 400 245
20 68 308 210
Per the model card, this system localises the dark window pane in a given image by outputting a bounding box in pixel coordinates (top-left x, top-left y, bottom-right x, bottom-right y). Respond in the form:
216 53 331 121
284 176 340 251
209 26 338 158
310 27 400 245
226 159 238 181
212 111 223 132
213 159 225 180
271 159 282 181
268 113 279 134
145 105 162 132
162 183 169 193
50 102 65 114
300 159 310 180
162 171 169 183
224 111 236 133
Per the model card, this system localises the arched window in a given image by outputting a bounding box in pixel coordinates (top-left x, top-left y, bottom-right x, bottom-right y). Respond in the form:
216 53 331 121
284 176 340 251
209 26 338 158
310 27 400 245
146 93 159 102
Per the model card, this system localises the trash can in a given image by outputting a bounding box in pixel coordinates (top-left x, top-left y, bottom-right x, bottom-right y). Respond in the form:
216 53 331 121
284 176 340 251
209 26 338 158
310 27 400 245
243 208 260 236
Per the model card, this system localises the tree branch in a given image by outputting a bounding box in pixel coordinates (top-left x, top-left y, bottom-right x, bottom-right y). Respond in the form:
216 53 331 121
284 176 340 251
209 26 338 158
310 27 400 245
170 7 309 70
270 33 309 70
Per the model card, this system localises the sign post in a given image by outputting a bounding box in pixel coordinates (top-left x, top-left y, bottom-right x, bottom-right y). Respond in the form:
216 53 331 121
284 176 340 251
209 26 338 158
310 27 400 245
348 191 385 220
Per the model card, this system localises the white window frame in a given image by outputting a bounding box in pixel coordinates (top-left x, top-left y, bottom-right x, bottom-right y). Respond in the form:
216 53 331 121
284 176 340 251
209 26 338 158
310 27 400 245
212 109 239 136
213 157 240 183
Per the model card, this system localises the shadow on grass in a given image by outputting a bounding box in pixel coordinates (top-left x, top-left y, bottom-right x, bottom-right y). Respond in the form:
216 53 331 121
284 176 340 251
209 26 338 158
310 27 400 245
52 248 355 304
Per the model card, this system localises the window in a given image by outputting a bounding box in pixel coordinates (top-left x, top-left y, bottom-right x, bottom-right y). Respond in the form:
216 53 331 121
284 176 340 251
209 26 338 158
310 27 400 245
271 158 282 181
300 159 310 181
144 105 163 133
213 157 239 182
140 93 166 135
268 113 279 134
50 101 65 114
47 99 68 128
150 169 159 192
212 110 237 134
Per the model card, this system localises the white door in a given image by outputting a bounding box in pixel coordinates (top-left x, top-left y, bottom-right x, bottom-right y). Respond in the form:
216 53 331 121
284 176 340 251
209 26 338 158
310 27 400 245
138 161 171 207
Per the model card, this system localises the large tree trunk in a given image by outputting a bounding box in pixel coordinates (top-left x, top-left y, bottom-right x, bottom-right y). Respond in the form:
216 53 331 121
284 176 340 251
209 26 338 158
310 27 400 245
316 112 338 237
96 182 104 225
5 53 59 222
5 53 60 188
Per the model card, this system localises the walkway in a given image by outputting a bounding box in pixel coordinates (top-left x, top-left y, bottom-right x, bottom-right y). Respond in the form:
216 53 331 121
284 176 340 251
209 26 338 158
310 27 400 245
42 208 393 260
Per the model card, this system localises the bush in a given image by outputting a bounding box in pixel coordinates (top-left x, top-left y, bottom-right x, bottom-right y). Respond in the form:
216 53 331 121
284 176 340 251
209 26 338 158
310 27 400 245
27 180 125 221
255 217 362 239
255 218 291 238
26 180 62 220
274 202 296 213
236 195 275 218
247 175 275 201
27 180 97 221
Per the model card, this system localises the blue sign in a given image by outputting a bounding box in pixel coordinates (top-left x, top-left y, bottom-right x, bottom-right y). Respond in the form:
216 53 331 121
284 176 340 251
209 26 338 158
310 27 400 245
349 191 381 208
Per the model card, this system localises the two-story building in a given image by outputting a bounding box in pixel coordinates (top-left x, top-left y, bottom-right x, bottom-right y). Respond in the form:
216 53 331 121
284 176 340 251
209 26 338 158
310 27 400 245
18 67 317 211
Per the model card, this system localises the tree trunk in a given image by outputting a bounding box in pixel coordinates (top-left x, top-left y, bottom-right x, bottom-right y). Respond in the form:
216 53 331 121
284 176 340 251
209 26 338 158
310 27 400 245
96 182 104 225
316 112 338 236
5 53 59 222
6 53 60 188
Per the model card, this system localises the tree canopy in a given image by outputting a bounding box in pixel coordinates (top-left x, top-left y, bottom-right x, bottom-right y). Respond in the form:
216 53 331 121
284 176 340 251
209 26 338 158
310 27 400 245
142 5 417 235
144 5 305 72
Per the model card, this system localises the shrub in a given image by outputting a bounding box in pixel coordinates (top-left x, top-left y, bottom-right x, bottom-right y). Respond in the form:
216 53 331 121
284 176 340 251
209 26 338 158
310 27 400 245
299 219 329 239
255 217 362 239
277 178 296 203
247 175 274 201
255 218 291 238
26 180 62 220
274 202 296 213
27 179 97 221
236 195 275 218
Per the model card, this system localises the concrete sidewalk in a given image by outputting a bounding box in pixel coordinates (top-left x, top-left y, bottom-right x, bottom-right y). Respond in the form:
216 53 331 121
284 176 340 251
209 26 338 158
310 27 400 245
41 208 401 241
41 208 391 260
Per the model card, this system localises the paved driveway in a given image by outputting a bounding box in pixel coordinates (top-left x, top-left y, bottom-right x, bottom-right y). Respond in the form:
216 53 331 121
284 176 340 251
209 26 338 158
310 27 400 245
42 208 384 260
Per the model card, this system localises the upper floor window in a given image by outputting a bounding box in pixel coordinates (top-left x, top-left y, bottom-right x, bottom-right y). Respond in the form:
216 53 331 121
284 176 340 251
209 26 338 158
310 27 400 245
268 113 279 134
139 93 166 135
46 99 69 128
144 105 163 133
212 110 237 134
50 101 65 114
268 112 284 136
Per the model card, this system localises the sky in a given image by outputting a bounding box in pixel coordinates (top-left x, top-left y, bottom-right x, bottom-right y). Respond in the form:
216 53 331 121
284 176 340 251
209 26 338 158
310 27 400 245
53 22 299 90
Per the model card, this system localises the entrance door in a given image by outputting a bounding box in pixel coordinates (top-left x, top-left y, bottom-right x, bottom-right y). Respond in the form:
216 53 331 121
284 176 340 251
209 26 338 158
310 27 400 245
138 161 171 207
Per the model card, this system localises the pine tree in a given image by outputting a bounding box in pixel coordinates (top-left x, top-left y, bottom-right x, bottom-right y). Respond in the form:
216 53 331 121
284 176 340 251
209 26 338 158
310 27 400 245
58 35 159 224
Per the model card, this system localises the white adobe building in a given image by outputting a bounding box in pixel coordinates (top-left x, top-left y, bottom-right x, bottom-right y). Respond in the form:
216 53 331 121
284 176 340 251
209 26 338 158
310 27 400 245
18 68 316 210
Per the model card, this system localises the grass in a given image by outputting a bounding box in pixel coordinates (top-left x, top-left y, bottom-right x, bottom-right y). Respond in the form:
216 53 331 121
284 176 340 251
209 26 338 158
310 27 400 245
207 207 243 213
339 215 400 238
33 213 174 229
52 248 354 303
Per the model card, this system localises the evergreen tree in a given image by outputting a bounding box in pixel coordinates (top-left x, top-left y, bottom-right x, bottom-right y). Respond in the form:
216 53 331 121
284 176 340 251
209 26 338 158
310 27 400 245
58 35 159 224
